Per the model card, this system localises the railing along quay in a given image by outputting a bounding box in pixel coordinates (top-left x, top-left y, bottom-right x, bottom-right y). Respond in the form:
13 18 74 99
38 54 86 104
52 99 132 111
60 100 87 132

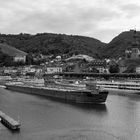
44 72 140 80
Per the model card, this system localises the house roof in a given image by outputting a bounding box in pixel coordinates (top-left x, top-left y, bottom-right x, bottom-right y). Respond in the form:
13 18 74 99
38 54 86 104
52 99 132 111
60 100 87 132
65 54 94 62
0 43 27 57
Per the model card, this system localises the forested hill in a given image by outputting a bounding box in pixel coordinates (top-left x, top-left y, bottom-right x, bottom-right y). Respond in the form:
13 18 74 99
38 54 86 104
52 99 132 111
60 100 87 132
101 30 140 58
0 33 106 58
1 30 139 59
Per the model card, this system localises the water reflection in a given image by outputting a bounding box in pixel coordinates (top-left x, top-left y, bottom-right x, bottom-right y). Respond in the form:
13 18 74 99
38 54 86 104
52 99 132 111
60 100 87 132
35 94 108 115
68 103 107 113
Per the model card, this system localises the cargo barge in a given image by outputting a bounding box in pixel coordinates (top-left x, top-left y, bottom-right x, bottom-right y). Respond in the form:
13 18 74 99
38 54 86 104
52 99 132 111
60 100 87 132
5 79 108 104
0 111 20 131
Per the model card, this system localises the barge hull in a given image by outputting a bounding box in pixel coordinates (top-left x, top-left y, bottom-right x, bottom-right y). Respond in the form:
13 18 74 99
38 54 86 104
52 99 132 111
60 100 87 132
5 85 108 104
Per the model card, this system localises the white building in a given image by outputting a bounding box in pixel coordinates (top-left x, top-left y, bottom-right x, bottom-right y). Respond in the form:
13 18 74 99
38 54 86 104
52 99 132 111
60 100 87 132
45 66 63 74
13 54 26 63
136 66 140 73
4 69 17 74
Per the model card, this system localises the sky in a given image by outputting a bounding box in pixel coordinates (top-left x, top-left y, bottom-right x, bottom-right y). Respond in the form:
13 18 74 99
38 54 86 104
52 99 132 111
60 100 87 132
0 0 140 43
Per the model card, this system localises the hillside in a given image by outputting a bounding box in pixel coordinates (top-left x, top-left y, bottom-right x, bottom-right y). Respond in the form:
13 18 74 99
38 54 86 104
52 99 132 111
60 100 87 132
0 43 27 66
0 43 27 57
101 30 140 58
0 33 106 58
1 30 140 60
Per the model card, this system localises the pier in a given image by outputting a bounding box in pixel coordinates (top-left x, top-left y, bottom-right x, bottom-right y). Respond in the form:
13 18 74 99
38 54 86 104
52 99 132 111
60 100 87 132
0 111 20 131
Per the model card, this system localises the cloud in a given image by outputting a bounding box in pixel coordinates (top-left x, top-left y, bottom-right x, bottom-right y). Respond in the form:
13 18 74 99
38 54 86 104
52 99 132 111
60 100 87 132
120 4 140 18
0 0 140 42
0 1 120 38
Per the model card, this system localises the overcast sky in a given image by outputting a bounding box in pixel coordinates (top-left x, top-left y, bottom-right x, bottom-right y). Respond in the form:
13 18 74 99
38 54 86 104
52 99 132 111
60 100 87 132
0 0 140 43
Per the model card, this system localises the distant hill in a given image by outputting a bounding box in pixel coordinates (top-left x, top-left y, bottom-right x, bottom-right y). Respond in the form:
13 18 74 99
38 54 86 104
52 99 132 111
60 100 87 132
101 30 140 58
1 30 140 60
0 33 106 58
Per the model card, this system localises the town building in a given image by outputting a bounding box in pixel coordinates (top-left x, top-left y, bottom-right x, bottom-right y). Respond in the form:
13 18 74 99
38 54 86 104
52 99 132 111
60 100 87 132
119 30 140 73
91 60 108 73
45 66 63 74
136 66 140 73
3 67 17 75
13 54 27 63
125 48 140 59
64 59 108 73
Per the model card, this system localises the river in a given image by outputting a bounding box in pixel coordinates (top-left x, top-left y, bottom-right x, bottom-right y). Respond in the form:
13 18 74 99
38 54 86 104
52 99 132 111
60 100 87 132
0 87 140 140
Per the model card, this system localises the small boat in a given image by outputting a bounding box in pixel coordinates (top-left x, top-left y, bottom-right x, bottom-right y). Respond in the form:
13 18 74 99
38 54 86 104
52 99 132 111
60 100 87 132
0 111 20 131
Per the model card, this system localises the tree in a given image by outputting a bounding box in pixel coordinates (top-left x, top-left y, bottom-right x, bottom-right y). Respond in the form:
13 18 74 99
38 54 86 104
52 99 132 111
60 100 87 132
26 53 33 65
109 61 120 73
0 50 13 66
123 64 136 73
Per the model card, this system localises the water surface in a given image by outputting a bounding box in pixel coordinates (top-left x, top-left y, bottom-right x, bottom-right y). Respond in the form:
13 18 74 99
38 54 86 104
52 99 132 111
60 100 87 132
0 88 140 140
